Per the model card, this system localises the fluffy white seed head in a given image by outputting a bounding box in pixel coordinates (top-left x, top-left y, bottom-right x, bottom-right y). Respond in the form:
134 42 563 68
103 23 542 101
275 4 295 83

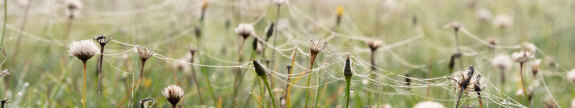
69 40 99 61
414 101 444 108
162 85 184 105
492 54 512 72
511 51 534 63
309 39 327 55
234 23 255 39
493 14 513 28
567 69 575 83
531 59 542 68
66 0 83 19
477 8 492 21
522 42 537 54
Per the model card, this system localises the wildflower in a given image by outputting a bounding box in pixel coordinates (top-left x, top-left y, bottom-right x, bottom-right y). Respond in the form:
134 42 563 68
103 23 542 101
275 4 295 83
137 46 153 61
162 85 184 108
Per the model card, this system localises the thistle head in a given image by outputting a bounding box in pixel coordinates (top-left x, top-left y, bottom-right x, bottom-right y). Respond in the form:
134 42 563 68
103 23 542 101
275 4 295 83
491 54 512 72
366 39 382 51
252 60 267 77
309 39 327 56
343 54 352 79
161 85 184 106
94 34 112 46
234 23 255 39
69 40 99 61
137 46 154 61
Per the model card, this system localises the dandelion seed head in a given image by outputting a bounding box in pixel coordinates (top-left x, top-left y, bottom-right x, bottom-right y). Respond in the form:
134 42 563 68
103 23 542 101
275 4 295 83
414 101 444 108
234 23 255 39
162 85 184 106
69 40 99 61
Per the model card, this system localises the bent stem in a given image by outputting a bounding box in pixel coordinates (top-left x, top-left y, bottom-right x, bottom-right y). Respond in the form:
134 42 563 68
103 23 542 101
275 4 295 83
262 77 277 108
82 61 87 108
304 54 317 107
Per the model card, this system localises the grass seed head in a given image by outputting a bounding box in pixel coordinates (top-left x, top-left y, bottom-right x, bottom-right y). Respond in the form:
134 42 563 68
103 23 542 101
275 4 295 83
234 23 255 39
69 40 99 61
162 85 184 106
137 46 153 61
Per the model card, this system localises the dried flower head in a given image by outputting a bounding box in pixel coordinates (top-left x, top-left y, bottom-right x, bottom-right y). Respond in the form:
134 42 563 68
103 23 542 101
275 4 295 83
69 40 99 61
492 54 512 72
309 39 327 55
493 14 513 28
449 21 462 31
139 97 157 108
161 85 184 106
476 8 492 21
522 42 537 54
488 37 497 49
137 46 154 61
234 23 255 39
567 69 575 83
94 34 112 45
511 51 534 63
273 0 288 5
0 69 9 77
366 39 382 51
414 101 444 108
66 0 83 19
531 59 542 76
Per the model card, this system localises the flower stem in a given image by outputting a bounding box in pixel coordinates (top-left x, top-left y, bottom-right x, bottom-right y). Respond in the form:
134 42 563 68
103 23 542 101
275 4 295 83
262 77 277 108
0 0 7 47
304 54 317 107
344 77 351 108
232 38 247 106
96 45 105 107
519 62 529 106
190 54 205 105
82 61 87 108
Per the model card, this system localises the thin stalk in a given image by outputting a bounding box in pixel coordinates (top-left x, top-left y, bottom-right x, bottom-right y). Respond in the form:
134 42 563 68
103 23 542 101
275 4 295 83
304 54 317 107
96 45 105 107
285 49 296 108
262 77 277 108
0 0 7 46
313 69 322 108
477 92 483 108
12 3 31 60
344 77 351 108
200 62 217 103
65 19 74 38
172 104 176 108
454 28 463 69
455 86 464 108
82 61 87 108
232 38 247 105
369 51 376 104
190 53 205 105
129 60 147 107
519 63 529 105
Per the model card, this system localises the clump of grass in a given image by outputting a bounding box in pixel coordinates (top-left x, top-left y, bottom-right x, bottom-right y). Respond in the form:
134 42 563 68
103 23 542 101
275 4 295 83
94 34 111 107
305 39 327 107
162 85 184 108
69 40 99 108
252 59 277 108
343 54 352 108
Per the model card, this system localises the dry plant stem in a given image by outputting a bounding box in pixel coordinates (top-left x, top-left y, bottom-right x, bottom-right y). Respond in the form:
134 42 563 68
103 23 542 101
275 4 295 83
285 50 296 108
190 54 205 105
477 92 483 108
304 54 317 107
455 86 465 108
454 28 463 68
369 51 376 104
427 58 432 97
518 62 529 105
13 4 31 60
129 60 147 108
82 61 87 108
96 45 105 107
232 38 247 106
